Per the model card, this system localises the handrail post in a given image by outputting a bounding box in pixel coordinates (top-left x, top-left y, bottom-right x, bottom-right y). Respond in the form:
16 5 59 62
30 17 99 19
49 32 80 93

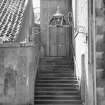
81 54 86 104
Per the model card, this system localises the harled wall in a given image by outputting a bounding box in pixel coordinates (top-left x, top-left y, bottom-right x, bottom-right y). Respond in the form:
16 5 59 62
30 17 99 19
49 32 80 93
72 0 94 105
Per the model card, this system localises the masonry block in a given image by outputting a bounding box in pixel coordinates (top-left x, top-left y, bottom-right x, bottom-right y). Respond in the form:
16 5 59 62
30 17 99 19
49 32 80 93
96 17 105 26
0 43 39 105
96 25 105 34
97 87 104 105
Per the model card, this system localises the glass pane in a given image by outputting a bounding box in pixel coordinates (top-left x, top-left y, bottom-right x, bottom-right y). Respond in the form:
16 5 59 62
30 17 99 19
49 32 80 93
32 0 40 24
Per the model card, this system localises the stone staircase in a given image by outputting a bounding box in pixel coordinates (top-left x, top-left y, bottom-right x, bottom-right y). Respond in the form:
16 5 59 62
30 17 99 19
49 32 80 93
34 57 83 105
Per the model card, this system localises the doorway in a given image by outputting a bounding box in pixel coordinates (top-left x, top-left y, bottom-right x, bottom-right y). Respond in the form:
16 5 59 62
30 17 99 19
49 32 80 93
40 0 72 57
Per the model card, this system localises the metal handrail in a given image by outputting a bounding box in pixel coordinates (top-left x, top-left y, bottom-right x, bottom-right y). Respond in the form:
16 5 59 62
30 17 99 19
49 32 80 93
74 26 88 39
71 24 88 86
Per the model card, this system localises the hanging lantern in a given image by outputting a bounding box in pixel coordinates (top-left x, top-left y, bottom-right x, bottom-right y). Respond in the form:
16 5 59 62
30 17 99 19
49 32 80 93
49 6 71 27
48 6 73 57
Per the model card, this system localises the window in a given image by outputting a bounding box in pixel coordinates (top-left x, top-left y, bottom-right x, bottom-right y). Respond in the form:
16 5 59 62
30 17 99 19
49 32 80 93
32 0 40 24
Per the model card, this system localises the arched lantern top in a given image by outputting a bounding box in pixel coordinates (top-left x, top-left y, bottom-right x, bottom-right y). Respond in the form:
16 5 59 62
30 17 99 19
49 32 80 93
53 6 64 17
49 6 72 27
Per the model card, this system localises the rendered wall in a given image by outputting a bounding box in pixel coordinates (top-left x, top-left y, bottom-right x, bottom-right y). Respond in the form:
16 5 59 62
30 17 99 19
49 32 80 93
0 43 39 105
72 0 94 105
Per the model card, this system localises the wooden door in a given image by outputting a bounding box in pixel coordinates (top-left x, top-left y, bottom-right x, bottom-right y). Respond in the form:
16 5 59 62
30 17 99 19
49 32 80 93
49 26 72 57
40 0 72 57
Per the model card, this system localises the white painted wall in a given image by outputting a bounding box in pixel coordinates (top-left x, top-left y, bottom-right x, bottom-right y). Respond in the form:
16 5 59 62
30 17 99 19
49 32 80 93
32 0 40 24
72 0 76 27
73 0 88 82
32 0 40 8
72 1 94 105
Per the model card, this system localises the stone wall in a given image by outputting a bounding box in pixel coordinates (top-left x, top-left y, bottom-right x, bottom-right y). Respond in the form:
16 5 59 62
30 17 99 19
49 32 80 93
95 0 105 105
0 43 39 105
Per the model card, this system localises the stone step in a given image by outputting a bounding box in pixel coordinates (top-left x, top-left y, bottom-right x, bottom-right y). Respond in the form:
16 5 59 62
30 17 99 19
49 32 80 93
35 90 80 96
40 57 71 61
39 67 74 71
38 73 74 77
35 95 81 100
35 99 82 104
36 80 78 84
36 83 79 88
35 87 79 91
39 65 73 68
40 60 72 65
33 103 83 105
38 70 74 74
38 76 77 80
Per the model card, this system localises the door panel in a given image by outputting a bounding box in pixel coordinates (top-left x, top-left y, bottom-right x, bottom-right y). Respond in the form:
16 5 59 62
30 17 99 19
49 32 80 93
49 27 57 56
49 27 71 57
